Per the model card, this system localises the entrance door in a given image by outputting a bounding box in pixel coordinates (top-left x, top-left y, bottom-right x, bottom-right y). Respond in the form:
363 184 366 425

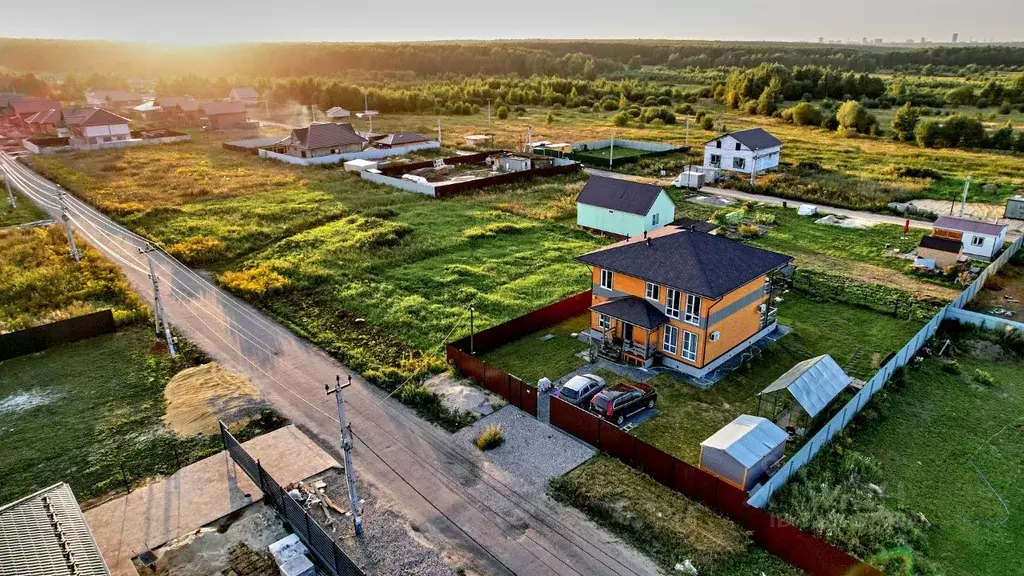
623 323 634 345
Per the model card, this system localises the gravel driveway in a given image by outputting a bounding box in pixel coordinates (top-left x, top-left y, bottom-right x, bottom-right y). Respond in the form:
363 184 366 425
454 406 596 494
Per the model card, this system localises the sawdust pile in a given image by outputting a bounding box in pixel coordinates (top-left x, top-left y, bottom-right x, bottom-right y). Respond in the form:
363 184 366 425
163 363 266 436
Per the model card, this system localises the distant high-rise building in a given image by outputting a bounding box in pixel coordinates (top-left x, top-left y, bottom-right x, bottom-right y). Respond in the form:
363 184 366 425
952 33 959 43
921 37 926 44
862 36 868 45
874 38 883 45
818 36 824 43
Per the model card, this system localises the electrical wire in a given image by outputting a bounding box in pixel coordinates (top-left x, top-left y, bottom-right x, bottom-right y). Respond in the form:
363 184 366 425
4 154 644 576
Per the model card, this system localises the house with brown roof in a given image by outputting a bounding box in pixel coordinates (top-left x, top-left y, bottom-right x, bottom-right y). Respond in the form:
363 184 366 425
8 99 62 128
577 227 792 378
228 87 260 105
200 101 248 130
374 132 429 149
86 90 144 111
63 107 131 144
275 122 367 158
25 108 64 135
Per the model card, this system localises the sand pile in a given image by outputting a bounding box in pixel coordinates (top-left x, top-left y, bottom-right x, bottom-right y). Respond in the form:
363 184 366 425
163 363 266 436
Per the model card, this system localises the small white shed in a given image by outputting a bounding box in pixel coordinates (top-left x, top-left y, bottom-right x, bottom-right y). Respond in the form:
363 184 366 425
343 158 378 172
699 415 787 491
327 107 351 118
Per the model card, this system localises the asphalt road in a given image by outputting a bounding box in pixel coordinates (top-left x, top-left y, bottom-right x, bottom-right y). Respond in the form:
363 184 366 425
1 155 661 576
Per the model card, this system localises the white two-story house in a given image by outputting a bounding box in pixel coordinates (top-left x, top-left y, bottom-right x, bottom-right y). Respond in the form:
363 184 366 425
704 128 781 175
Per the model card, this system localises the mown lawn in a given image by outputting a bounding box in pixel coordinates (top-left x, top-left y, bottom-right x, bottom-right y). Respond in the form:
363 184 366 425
478 313 591 384
770 333 1024 575
631 293 923 464
0 192 48 228
550 456 802 576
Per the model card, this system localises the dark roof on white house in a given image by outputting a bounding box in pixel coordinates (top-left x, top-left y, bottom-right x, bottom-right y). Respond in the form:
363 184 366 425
706 127 782 151
577 227 793 299
0 483 110 576
591 296 669 330
933 216 1007 237
288 122 366 150
918 235 962 253
376 132 429 146
576 175 665 216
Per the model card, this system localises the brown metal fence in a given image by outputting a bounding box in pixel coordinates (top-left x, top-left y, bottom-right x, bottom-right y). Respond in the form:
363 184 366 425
0 309 117 361
547 397 879 576
219 422 365 576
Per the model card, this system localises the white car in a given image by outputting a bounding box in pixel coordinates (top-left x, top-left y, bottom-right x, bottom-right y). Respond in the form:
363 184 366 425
553 374 606 407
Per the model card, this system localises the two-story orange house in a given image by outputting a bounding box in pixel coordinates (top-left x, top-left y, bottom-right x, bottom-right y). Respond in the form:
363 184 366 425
576 227 793 379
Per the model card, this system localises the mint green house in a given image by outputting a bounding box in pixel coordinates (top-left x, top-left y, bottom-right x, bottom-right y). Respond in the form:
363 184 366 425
576 176 676 237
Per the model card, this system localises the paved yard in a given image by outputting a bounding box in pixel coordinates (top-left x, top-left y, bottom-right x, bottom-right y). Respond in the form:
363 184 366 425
455 406 595 494
84 425 338 576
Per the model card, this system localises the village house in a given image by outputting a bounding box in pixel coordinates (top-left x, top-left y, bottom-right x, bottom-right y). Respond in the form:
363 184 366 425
575 175 675 238
200 101 249 130
228 87 260 105
704 128 781 175
272 122 367 158
374 132 429 149
577 227 792 378
63 107 132 144
931 215 1008 261
915 235 963 270
85 90 144 111
24 108 64 135
8 98 62 128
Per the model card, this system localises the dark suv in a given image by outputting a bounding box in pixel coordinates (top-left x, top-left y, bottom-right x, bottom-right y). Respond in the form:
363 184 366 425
589 383 657 425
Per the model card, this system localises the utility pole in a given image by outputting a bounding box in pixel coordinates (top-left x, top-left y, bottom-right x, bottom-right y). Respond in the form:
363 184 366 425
139 245 176 358
3 172 15 210
437 117 442 146
469 302 475 355
959 174 972 217
750 154 759 187
526 125 532 153
487 100 491 126
326 375 363 536
609 135 615 168
685 115 690 147
56 188 81 262
364 93 373 135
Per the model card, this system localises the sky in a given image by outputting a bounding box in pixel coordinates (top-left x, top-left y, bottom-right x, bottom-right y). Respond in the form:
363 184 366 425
3 0 1022 45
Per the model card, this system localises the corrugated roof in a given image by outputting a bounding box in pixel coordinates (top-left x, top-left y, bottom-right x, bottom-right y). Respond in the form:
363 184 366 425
63 107 130 127
701 415 787 468
11 99 62 116
26 108 62 125
759 354 850 418
229 87 259 100
919 235 962 253
576 175 666 216
289 122 366 150
376 132 428 146
576 228 793 299
200 101 246 116
0 483 111 576
706 127 782 151
934 215 1006 237
590 296 669 330
154 95 193 108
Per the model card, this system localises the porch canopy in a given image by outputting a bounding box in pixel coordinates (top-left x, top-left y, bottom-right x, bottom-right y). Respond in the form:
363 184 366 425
757 354 851 418
590 296 668 330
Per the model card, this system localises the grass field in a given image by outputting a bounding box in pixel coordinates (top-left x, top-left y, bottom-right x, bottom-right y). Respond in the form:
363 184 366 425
0 192 48 227
550 456 802 576
477 314 591 384
769 329 1024 575
0 225 148 332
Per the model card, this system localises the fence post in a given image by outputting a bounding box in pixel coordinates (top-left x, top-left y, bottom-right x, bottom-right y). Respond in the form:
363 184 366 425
119 460 131 494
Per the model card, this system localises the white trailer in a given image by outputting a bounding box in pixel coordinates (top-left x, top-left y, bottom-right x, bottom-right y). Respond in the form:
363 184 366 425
672 170 706 190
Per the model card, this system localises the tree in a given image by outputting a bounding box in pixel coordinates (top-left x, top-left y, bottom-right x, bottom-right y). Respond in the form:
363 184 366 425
916 120 944 148
627 56 642 71
1014 130 1024 153
700 115 714 130
945 85 976 106
836 100 877 133
545 112 555 124
943 115 987 148
999 99 1013 115
990 121 1014 150
725 90 740 109
756 78 782 116
890 102 919 142
496 105 509 120
618 93 628 110
790 102 823 126
612 112 629 127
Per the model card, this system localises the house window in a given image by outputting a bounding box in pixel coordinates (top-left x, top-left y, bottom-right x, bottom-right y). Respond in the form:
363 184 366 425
971 236 985 247
715 140 722 149
684 294 701 326
710 154 722 167
600 269 614 290
652 212 659 226
666 288 681 319
645 282 660 301
733 157 746 170
735 142 742 151
663 325 679 355
681 331 699 362
598 313 611 330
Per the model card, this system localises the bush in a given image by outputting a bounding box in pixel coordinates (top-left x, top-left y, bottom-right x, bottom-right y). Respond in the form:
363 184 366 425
941 359 961 374
837 100 878 133
612 112 629 127
738 224 760 237
972 369 995 386
167 235 227 266
496 105 509 120
546 112 554 124
699 116 714 130
754 212 776 225
743 100 759 115
790 102 823 126
474 424 505 450
219 264 289 299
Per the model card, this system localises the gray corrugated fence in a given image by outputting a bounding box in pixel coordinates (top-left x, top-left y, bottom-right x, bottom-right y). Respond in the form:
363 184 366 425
747 234 1024 508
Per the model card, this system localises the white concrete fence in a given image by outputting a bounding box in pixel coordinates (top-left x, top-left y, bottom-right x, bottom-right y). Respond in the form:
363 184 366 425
23 134 192 154
747 234 1024 508
359 171 435 196
258 141 440 166
571 139 678 153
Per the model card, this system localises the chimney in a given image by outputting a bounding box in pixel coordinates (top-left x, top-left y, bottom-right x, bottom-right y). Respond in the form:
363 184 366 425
643 231 647 239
